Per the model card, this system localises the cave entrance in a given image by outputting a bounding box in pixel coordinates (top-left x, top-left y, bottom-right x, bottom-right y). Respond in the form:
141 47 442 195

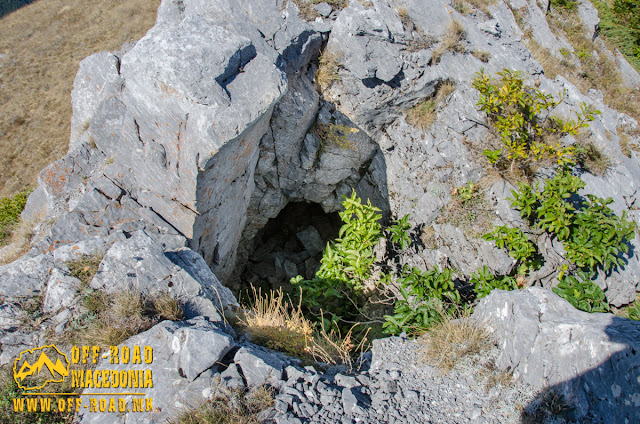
239 202 342 293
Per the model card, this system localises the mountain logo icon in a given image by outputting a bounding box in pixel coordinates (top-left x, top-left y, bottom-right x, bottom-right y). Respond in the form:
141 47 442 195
13 345 70 391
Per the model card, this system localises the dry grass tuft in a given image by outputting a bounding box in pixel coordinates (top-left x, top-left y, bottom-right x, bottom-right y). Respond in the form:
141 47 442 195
239 287 314 358
576 141 611 175
239 287 369 369
66 253 103 285
406 81 456 130
471 49 491 63
0 0 160 198
57 284 183 348
419 313 493 373
315 50 342 92
465 0 496 17
290 0 348 21
432 20 467 64
171 386 274 424
306 316 370 370
152 291 184 321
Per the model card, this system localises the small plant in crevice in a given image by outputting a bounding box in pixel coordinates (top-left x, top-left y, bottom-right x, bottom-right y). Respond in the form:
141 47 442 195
473 69 600 176
406 81 456 130
313 122 356 151
289 0 348 21
437 180 493 236
575 141 611 176
471 49 491 62
315 50 343 92
552 271 610 313
66 253 104 285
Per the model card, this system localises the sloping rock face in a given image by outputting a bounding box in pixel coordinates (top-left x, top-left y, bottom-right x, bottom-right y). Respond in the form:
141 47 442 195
473 288 640 423
35 0 385 288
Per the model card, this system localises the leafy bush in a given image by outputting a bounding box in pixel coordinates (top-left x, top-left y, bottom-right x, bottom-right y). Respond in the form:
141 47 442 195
0 190 30 245
510 170 635 273
552 272 610 313
470 265 519 299
388 214 412 250
383 266 459 336
473 69 599 174
292 191 382 328
482 226 536 262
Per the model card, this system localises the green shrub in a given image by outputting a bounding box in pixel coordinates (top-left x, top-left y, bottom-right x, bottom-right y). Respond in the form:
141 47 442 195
383 266 459 336
292 190 383 329
552 271 610 313
473 69 599 174
510 170 635 273
0 190 30 245
470 265 519 299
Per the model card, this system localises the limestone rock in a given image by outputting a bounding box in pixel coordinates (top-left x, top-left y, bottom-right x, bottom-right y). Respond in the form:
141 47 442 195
92 230 237 321
79 317 234 424
472 287 640 422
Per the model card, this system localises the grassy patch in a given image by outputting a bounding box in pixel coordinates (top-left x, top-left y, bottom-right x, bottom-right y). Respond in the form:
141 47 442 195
590 0 640 73
419 312 493 373
0 190 30 246
0 0 160 198
290 0 347 20
0 365 77 424
432 20 467 64
522 5 640 123
437 181 493 236
57 283 183 348
171 386 274 424
406 81 456 130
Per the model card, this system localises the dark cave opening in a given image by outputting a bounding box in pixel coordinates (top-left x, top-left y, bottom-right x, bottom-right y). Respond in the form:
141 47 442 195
239 202 342 294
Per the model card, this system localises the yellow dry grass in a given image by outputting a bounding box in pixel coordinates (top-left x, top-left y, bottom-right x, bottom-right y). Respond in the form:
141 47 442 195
239 287 369 369
0 0 160 198
419 312 493 373
432 20 467 64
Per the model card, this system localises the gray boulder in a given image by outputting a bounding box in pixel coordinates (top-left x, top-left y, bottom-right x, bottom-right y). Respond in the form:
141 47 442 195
91 230 237 321
472 287 640 422
235 344 285 387
79 317 235 424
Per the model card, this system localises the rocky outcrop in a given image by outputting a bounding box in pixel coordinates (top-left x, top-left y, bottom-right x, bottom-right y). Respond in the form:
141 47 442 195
473 287 640 423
